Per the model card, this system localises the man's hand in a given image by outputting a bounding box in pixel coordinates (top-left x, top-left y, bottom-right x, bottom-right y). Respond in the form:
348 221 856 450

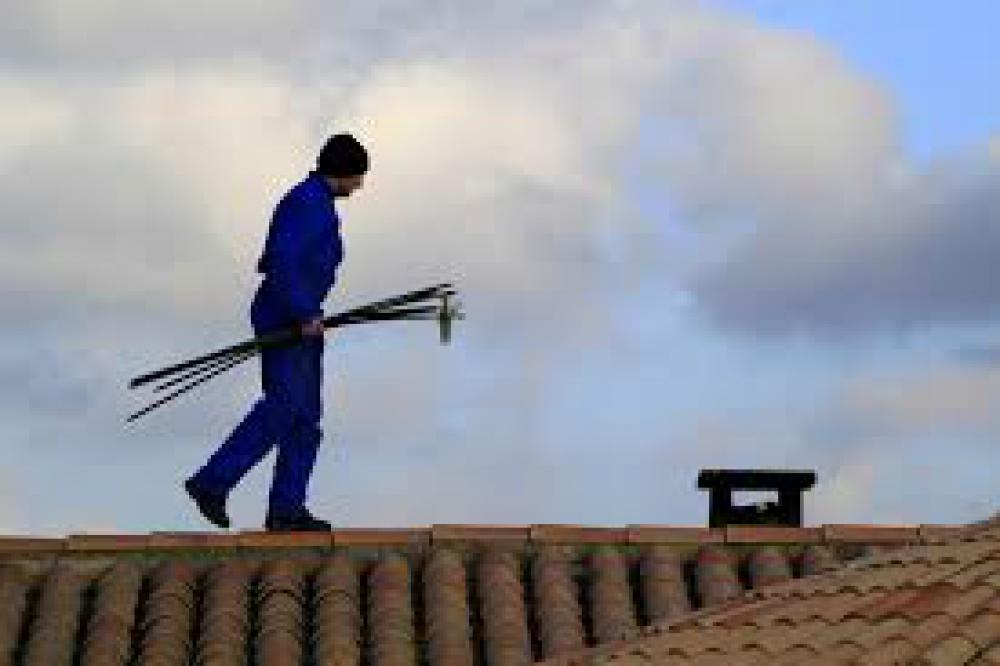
300 316 325 337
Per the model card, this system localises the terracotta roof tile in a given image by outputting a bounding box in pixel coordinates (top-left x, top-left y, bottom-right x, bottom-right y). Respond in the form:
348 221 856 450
0 536 65 554
333 527 431 549
424 550 475 666
638 545 692 622
79 561 144 666
22 566 87 665
937 585 999 625
832 615 912 651
432 524 530 546
479 548 532 665
589 545 639 644
972 643 1000 665
915 634 980 664
747 546 793 588
532 525 630 544
0 521 978 664
864 635 924 665
533 545 586 658
821 639 865 662
919 524 971 544
799 543 840 576
368 551 417 665
627 526 724 544
694 545 740 608
541 515 1000 666
236 529 331 549
194 560 252 666
146 531 241 551
954 599 1000 651
134 562 199 665
948 559 1000 590
0 565 30 666
314 552 362 665
724 526 822 544
823 524 921 544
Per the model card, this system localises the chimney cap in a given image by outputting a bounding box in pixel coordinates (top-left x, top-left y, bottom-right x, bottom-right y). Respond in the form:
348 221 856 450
697 469 816 491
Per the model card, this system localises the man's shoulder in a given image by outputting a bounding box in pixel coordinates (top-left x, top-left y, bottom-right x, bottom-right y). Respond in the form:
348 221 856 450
275 174 334 217
282 173 326 203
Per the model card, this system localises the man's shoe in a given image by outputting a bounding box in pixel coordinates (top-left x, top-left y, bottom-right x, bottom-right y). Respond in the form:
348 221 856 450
184 478 231 529
264 507 332 532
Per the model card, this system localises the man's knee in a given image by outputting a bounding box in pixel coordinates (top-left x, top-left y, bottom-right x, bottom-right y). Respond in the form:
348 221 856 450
258 394 298 433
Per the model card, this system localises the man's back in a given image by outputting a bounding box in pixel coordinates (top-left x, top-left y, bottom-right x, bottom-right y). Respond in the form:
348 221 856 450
255 172 344 327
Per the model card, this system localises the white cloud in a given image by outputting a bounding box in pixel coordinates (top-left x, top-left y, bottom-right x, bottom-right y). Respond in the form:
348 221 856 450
0 77 76 168
835 363 1000 437
110 66 316 258
655 26 1000 339
654 19 900 227
0 1 308 65
808 454 878 524
328 58 617 307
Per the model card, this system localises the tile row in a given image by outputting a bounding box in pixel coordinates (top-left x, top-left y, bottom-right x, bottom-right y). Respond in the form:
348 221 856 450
0 542 844 666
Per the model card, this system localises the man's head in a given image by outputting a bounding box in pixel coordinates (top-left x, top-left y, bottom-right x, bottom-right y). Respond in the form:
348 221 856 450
316 133 369 198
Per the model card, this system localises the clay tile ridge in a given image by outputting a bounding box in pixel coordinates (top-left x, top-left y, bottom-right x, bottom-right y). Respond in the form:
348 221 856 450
0 518 952 557
0 521 947 556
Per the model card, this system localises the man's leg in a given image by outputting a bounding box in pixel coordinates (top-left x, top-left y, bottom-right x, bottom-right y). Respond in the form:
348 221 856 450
187 341 303 496
267 336 325 517
186 395 280 495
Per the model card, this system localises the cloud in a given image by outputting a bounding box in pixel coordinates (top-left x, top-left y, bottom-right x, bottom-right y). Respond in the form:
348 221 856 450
807 454 879 524
954 343 1000 367
0 77 76 167
0 1 309 67
830 362 1000 438
652 19 900 227
687 146 1000 339
647 25 1000 339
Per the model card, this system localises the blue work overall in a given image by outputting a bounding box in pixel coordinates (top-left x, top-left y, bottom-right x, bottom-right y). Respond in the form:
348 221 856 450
188 172 343 517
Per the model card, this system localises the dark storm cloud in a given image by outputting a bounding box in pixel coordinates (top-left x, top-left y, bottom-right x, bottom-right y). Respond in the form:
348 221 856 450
686 153 1000 339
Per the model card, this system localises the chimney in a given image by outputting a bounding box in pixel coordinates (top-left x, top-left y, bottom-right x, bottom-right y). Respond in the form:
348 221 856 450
697 469 817 528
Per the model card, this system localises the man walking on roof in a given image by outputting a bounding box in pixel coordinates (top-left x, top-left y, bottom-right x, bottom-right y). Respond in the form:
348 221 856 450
183 133 369 532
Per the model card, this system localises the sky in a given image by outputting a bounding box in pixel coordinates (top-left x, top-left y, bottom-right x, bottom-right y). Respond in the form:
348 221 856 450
1 1 998 535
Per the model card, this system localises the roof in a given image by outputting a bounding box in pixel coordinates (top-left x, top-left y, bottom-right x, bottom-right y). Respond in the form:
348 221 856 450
543 517 1000 665
0 522 949 664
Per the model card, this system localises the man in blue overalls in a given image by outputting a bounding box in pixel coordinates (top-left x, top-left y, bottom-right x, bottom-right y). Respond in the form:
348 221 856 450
184 133 369 531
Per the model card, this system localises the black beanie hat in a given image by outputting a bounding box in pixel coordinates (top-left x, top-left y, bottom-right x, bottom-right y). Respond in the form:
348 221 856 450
316 133 369 177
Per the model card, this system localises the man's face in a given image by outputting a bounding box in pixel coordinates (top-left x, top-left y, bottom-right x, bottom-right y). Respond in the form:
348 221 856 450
331 174 365 198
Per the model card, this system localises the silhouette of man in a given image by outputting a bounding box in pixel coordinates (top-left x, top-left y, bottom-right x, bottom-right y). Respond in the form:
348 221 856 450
184 133 368 531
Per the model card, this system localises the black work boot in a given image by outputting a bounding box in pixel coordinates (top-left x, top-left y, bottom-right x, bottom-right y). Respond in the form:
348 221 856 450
184 478 231 529
264 507 332 532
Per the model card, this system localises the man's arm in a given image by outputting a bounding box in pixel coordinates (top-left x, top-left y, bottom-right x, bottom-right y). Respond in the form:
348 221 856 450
266 195 324 326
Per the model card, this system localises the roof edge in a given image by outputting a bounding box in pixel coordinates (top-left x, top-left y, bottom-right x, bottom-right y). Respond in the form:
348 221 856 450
0 522 970 555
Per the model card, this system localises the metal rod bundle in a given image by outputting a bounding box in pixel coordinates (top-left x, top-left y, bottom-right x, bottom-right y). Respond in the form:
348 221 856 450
126 283 462 423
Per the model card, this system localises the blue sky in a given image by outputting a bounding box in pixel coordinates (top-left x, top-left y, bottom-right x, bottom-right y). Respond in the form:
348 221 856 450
0 1 997 535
